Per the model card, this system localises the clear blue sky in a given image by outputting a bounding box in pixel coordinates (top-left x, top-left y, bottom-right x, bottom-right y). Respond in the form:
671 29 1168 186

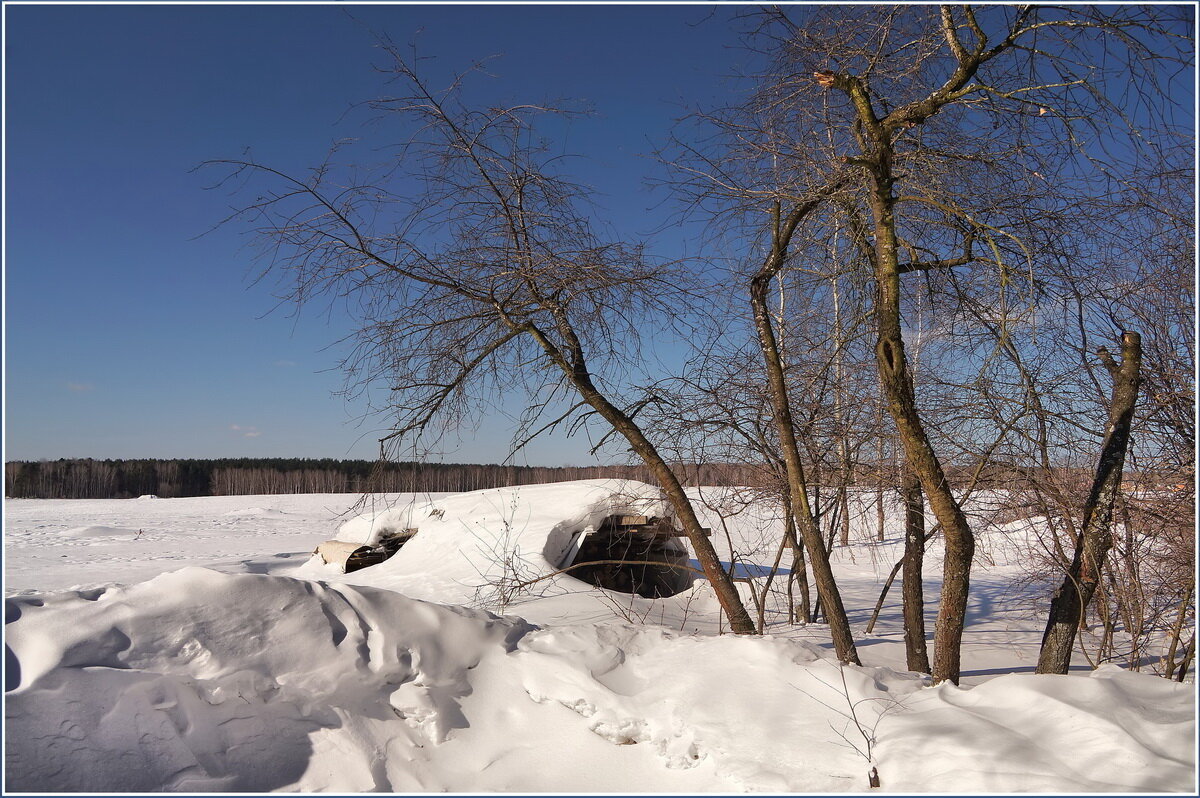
4 3 754 465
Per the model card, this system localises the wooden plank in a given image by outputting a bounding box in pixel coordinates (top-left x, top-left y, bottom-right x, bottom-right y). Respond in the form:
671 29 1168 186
598 514 712 537
653 526 712 537
313 540 370 569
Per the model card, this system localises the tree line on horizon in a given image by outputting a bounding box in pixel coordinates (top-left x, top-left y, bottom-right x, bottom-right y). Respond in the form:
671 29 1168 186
10 456 1141 502
3 457 780 500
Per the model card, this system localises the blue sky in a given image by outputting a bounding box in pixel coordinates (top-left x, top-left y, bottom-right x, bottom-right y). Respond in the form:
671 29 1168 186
4 3 754 465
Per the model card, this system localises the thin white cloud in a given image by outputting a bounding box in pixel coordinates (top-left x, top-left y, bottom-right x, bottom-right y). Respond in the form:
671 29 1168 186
229 424 262 438
65 382 94 393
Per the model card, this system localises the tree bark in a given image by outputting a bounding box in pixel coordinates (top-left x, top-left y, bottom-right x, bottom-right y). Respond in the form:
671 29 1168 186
749 202 861 664
1163 582 1193 680
811 8 1017 683
782 505 812 625
751 280 861 662
839 72 976 684
901 469 931 674
521 318 757 634
871 205 975 685
1037 331 1143 674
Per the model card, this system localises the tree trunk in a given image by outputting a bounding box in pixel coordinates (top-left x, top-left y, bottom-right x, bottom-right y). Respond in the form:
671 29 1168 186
590 393 757 635
901 469 931 674
1163 582 1193 680
855 158 974 683
751 253 861 664
524 318 758 634
853 99 974 684
839 485 852 548
783 508 812 625
819 31 996 683
1037 331 1143 674
873 249 975 685
832 267 853 550
865 558 903 635
1175 636 1194 683
875 430 887 542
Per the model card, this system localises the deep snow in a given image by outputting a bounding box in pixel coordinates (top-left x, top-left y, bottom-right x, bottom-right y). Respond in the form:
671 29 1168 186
4 480 1196 792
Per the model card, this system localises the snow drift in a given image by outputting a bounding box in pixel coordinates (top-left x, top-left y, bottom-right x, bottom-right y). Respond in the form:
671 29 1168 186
4 480 1196 792
302 479 674 604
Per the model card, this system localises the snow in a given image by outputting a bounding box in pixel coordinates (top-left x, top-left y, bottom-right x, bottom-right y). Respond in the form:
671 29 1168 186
3 493 372 593
877 666 1195 792
309 479 670 606
4 481 1196 792
60 524 143 539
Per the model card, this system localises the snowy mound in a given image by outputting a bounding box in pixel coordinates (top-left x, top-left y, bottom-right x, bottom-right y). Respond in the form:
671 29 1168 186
5 568 532 792
877 666 1196 791
5 484 1196 792
301 479 672 602
61 524 141 539
6 567 1193 792
221 506 290 518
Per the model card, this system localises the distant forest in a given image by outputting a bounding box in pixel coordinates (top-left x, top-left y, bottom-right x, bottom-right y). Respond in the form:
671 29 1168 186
3 458 769 500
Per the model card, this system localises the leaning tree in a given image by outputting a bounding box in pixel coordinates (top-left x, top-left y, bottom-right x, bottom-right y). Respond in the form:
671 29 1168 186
208 44 757 633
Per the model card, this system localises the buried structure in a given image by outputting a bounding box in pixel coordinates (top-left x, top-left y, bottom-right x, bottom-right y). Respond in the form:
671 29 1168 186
302 480 706 604
314 513 695 597
313 527 417 573
558 515 696 598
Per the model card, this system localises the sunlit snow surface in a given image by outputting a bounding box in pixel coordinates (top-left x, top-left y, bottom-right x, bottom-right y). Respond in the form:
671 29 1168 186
5 481 1195 792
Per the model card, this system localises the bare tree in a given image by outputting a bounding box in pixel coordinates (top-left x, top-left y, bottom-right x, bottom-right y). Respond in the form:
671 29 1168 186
208 45 756 633
1037 332 1143 673
671 3 1191 683
751 195 863 664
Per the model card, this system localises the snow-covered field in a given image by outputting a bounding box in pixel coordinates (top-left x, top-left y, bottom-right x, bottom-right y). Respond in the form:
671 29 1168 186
4 481 1195 792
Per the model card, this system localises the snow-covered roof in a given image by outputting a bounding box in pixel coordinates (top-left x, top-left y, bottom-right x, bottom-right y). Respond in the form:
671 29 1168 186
303 479 673 603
